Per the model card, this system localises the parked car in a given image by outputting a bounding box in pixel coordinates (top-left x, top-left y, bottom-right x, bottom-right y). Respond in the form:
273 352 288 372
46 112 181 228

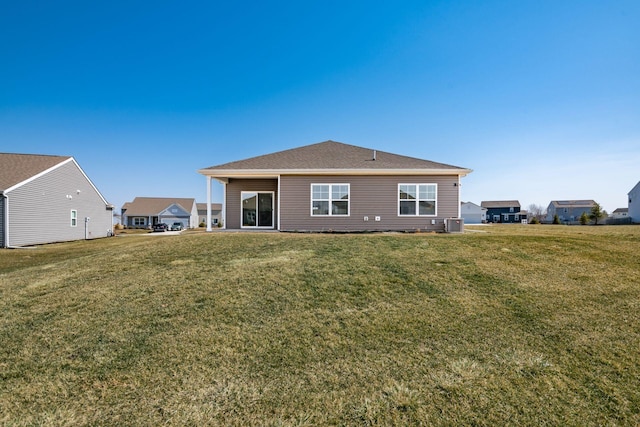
152 223 169 232
171 222 183 231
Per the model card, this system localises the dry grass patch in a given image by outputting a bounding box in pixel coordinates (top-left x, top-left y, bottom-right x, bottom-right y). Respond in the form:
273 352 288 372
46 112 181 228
1 226 639 425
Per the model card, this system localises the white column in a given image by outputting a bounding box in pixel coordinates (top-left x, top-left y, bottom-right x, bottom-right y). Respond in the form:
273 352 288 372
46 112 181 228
206 176 212 232
222 182 227 229
277 175 281 230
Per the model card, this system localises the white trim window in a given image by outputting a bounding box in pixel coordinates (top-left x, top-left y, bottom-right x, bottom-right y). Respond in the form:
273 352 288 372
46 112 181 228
311 184 350 216
70 210 78 227
133 217 146 226
398 184 437 216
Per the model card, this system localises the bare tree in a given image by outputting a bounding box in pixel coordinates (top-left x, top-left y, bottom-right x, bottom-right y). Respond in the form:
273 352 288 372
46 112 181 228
527 204 546 223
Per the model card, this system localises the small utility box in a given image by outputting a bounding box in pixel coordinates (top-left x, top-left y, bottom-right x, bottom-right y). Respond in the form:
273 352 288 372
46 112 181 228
445 218 464 233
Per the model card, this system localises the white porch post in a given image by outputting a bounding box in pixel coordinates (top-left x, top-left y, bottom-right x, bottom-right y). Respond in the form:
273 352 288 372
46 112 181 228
206 176 212 232
222 182 227 229
277 175 281 230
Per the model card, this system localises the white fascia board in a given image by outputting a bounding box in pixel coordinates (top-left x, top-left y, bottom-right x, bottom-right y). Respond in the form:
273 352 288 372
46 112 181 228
198 168 473 178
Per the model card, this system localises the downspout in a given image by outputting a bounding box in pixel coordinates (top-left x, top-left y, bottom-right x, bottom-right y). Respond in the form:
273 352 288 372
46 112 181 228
1 192 7 248
456 176 461 218
277 175 281 231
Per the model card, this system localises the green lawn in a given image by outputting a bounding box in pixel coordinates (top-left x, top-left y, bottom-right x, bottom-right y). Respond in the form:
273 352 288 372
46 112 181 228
1 225 639 426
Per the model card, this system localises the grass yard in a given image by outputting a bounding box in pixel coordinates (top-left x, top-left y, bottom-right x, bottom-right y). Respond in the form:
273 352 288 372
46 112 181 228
1 225 639 426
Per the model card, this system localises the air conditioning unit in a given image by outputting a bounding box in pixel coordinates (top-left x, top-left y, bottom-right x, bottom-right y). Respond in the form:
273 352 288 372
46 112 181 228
445 218 464 233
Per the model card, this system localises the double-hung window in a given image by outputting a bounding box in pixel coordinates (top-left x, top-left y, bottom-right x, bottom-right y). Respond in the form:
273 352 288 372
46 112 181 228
398 184 437 216
70 210 78 227
311 184 349 216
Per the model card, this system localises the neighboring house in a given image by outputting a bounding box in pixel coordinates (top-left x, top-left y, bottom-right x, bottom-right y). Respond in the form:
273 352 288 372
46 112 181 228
461 201 486 224
197 202 222 227
610 208 628 219
121 197 198 229
198 140 472 232
607 207 630 225
546 200 595 223
629 181 640 223
0 153 113 248
481 201 525 223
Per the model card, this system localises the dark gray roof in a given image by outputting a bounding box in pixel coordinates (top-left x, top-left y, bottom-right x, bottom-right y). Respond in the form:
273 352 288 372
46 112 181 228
200 140 469 173
550 200 595 208
481 200 521 208
0 153 71 191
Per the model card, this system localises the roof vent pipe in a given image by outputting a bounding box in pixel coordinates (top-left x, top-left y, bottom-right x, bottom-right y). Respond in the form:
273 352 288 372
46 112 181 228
373 150 377 161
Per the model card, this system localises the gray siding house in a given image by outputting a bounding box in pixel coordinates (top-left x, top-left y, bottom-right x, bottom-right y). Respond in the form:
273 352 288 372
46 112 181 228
546 200 595 223
629 181 640 223
0 153 113 248
198 140 472 232
121 197 198 229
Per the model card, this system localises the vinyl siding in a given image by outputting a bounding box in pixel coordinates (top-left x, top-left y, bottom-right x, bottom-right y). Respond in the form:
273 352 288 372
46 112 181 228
280 175 459 232
630 184 640 223
6 160 112 247
0 196 5 247
225 178 278 229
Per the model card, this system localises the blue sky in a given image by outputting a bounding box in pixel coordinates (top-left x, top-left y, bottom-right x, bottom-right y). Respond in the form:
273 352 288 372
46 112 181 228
2 1 639 214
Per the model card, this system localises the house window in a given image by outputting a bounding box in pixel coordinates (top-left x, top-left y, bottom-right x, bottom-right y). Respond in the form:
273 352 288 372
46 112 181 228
515 214 520 221
70 210 77 227
133 217 146 226
503 213 509 222
311 184 349 216
509 207 514 213
399 184 436 216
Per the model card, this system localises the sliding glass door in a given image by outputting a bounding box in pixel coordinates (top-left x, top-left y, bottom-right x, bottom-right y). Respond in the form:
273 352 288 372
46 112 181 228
241 192 274 228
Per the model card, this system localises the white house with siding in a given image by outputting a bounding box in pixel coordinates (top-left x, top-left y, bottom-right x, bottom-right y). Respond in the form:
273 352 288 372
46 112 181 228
629 181 640 223
0 153 113 247
461 201 486 224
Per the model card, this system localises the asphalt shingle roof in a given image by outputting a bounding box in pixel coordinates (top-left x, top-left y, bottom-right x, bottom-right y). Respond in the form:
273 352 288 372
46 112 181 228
481 200 521 208
122 197 195 216
201 140 469 172
0 153 71 191
550 200 595 208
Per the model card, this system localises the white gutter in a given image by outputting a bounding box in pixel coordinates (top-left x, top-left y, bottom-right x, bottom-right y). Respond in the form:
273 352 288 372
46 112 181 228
1 193 7 248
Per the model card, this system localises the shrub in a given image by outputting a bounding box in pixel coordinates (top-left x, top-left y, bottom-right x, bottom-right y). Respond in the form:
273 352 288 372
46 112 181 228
530 217 540 224
199 221 206 228
552 214 560 224
580 212 589 225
